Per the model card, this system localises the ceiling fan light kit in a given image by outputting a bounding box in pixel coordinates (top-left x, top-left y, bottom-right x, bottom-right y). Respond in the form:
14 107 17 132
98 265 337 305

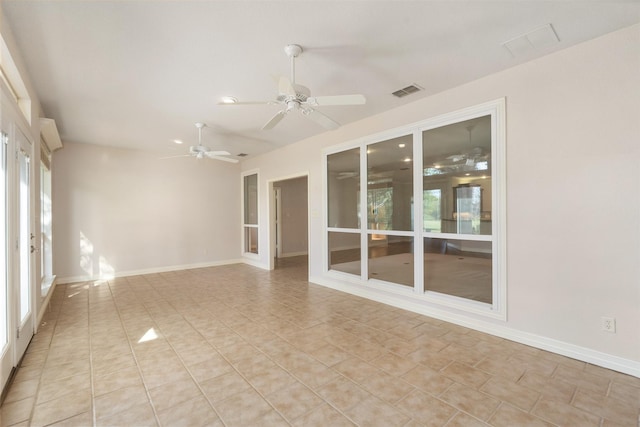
220 43 366 131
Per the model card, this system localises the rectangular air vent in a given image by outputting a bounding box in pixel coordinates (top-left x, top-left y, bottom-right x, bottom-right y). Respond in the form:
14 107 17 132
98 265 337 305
392 84 423 98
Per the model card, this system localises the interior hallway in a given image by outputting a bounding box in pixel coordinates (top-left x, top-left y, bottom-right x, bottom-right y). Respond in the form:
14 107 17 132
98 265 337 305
1 258 638 426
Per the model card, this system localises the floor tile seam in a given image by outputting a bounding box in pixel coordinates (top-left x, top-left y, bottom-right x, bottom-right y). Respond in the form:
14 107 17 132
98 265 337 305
22 287 72 425
568 390 634 426
527 395 587 426
104 278 161 427
168 291 341 425
154 313 250 426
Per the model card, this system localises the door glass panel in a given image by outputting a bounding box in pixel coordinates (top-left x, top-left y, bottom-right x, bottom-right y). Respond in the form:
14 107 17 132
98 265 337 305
328 231 360 275
368 235 414 287
327 148 360 228
424 237 492 303
423 116 491 235
367 135 413 232
18 149 30 323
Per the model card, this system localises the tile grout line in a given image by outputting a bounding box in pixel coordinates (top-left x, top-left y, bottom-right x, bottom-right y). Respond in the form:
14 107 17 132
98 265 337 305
106 277 162 427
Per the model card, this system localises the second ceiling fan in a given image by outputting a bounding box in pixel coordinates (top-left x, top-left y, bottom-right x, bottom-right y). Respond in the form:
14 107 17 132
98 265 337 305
223 44 366 130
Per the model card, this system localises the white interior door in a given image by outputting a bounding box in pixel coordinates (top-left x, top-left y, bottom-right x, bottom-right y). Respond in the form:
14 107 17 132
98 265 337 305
15 129 34 360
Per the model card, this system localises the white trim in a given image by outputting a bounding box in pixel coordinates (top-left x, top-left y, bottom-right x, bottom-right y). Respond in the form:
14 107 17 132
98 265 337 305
35 276 57 331
322 98 507 320
242 257 270 270
266 171 310 271
310 274 640 377
56 259 244 284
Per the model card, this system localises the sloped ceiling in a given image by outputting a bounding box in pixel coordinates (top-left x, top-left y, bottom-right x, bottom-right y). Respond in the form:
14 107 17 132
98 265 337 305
3 1 639 160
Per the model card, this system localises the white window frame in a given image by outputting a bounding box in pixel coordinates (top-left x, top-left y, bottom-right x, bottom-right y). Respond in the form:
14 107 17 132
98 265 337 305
241 170 259 259
323 99 506 320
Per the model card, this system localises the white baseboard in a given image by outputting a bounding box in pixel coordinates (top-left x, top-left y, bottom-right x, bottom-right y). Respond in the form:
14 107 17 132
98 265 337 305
36 276 58 332
242 258 270 270
309 274 640 378
56 259 244 284
278 251 308 258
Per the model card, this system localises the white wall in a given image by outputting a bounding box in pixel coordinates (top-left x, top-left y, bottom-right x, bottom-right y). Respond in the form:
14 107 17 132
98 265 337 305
241 25 640 373
53 142 241 281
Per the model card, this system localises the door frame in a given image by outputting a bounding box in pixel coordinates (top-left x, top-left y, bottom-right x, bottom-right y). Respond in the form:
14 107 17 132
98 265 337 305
267 173 309 271
0 99 36 395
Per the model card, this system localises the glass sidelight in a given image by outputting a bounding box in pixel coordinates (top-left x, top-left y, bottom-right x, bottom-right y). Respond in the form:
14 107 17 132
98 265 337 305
243 173 258 254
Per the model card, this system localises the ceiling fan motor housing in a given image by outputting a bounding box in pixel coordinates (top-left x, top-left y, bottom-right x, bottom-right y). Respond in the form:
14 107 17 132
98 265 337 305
189 145 208 154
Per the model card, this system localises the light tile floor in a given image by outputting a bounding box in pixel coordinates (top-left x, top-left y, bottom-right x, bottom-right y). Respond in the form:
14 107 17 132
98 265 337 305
1 257 639 426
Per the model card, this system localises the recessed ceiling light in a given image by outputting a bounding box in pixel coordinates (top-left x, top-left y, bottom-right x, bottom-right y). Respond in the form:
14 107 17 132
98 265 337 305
404 157 411 162
173 139 183 145
434 164 440 169
220 96 238 104
398 143 406 148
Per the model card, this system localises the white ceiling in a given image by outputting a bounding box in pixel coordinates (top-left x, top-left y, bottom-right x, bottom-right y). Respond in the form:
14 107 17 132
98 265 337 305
3 1 639 160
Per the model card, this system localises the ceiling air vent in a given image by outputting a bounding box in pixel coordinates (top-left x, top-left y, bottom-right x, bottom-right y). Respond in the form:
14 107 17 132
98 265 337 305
237 153 248 157
392 84 423 98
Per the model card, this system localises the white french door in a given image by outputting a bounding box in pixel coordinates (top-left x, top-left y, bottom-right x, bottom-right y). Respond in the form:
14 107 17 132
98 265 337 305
15 129 34 359
0 119 35 393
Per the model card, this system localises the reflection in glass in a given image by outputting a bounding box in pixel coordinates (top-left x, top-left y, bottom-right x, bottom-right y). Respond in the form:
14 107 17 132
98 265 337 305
423 116 491 235
367 135 413 232
244 227 258 254
244 174 258 225
328 148 360 228
368 235 414 287
424 238 492 303
328 232 360 275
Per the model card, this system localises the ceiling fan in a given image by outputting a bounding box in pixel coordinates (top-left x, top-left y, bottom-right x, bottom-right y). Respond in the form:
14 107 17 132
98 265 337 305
221 44 366 130
166 122 238 163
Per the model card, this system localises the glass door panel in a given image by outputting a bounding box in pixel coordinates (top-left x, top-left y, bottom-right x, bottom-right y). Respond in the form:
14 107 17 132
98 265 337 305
18 148 30 324
15 130 33 360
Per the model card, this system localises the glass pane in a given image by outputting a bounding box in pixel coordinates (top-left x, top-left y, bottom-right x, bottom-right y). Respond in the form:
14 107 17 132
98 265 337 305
41 163 52 283
243 174 258 225
1 133 7 349
423 116 491 235
368 235 414 287
423 189 442 232
244 227 258 254
424 237 492 303
19 150 30 322
328 232 360 276
367 135 413 232
327 148 360 228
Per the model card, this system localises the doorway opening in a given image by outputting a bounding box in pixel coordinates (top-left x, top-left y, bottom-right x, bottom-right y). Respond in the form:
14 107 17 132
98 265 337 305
270 175 308 273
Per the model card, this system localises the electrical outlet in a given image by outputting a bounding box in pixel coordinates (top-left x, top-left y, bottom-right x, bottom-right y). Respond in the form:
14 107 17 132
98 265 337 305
601 317 616 333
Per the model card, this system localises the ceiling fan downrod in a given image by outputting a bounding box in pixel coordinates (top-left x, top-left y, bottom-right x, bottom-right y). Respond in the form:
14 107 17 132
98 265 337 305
284 44 302 85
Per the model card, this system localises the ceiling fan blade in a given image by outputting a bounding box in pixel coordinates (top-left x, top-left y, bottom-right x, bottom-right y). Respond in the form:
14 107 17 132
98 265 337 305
278 76 296 97
306 94 366 106
208 155 239 163
218 101 273 106
304 108 340 130
262 110 287 130
159 154 191 160
207 150 231 156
